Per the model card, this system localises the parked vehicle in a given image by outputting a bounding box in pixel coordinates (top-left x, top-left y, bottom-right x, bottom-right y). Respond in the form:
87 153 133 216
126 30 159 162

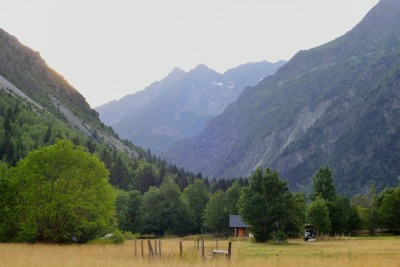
304 224 315 241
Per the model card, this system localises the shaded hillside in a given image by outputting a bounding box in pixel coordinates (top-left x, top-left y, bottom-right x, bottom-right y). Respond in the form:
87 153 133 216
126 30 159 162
0 28 139 157
0 28 198 191
97 61 285 154
167 0 400 195
0 29 97 123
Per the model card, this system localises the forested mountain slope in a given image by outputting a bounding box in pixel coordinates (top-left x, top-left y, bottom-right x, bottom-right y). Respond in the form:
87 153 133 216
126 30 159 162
167 0 400 195
96 61 285 154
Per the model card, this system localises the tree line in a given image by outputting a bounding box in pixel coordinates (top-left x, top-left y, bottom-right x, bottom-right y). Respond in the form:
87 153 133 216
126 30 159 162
1 139 399 243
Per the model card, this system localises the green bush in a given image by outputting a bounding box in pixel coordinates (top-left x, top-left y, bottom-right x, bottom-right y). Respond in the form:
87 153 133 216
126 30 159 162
111 230 125 244
88 230 140 245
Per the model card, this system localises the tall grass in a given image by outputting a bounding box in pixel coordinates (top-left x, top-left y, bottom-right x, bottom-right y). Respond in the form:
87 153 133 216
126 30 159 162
1 236 400 267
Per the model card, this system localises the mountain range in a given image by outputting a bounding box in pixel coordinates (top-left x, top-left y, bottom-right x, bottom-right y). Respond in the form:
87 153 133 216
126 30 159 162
166 0 400 195
2 0 399 197
96 61 285 154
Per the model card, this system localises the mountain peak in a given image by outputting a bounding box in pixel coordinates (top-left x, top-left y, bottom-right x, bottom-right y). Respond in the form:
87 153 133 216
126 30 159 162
163 67 186 82
187 64 220 77
350 0 400 37
194 64 210 71
170 67 186 75
194 64 221 74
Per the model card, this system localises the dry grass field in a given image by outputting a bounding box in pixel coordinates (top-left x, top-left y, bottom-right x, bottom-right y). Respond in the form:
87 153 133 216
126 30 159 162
1 236 400 267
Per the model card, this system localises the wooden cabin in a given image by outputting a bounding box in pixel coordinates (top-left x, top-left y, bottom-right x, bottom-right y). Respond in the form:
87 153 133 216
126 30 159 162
229 215 249 237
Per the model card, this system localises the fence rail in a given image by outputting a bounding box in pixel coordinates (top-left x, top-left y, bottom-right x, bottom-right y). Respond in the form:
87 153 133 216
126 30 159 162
133 238 232 261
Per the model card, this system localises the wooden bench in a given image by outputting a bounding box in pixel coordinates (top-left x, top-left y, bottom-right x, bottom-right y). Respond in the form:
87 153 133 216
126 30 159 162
211 242 232 260
212 249 229 255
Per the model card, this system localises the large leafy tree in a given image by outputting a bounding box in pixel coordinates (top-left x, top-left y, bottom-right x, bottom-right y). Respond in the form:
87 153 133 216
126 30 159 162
0 140 117 243
181 179 209 233
203 182 244 236
115 189 143 233
225 181 242 215
141 176 195 236
310 166 361 234
285 192 306 237
0 161 17 241
329 196 361 234
379 187 400 232
352 186 380 233
203 190 229 236
239 167 296 242
306 196 331 237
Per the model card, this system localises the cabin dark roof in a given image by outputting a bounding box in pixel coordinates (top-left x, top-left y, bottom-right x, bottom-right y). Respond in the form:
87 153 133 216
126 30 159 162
229 215 248 228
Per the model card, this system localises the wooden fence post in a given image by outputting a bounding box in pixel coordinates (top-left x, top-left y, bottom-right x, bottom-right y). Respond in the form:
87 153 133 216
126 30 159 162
154 240 158 256
148 240 154 258
179 240 183 259
159 240 162 256
141 240 144 258
227 241 232 261
134 239 137 257
201 238 205 259
216 238 218 250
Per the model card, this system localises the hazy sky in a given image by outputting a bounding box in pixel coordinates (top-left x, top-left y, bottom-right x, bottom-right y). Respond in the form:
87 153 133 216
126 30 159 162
2 0 379 107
